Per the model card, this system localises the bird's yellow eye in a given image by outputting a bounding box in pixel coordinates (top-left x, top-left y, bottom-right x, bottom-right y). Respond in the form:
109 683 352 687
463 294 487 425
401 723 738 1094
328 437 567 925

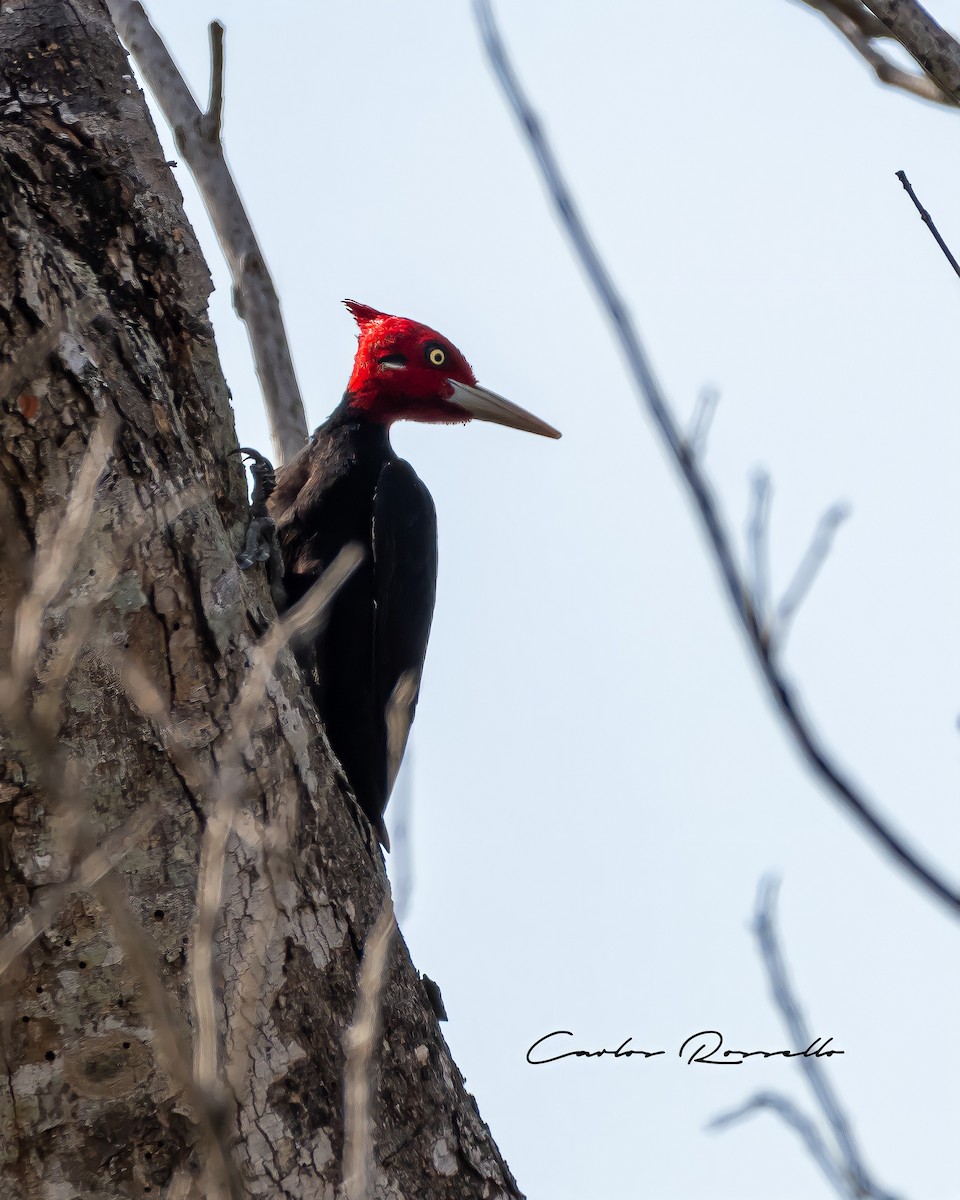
428 346 446 367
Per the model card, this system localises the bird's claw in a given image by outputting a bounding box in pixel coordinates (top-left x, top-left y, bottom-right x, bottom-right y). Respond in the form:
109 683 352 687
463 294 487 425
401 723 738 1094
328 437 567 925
233 446 277 511
237 520 273 569
235 446 287 610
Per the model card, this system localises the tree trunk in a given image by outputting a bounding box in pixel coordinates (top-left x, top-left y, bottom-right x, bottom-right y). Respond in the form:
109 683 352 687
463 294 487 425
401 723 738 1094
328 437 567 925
0 2 521 1197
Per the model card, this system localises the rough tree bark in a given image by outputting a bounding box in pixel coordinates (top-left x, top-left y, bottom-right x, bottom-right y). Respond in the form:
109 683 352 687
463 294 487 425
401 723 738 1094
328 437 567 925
0 2 521 1197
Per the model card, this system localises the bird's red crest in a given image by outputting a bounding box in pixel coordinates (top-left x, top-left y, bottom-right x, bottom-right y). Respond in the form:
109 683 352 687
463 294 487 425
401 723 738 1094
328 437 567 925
343 299 387 327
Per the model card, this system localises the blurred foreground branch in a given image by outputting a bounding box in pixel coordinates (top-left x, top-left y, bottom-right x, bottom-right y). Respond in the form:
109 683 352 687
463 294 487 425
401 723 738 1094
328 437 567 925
343 897 398 1200
0 409 245 1199
474 0 960 918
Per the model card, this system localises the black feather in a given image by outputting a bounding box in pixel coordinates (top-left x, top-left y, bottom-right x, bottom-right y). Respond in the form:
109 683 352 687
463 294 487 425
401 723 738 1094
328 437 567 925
268 402 437 848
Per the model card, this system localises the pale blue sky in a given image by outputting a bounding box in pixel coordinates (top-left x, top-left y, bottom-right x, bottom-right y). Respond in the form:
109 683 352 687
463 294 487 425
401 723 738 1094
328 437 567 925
138 4 959 1196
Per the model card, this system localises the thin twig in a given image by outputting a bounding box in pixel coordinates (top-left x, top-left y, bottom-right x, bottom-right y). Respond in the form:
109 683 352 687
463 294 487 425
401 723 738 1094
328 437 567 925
474 0 960 917
228 542 364 752
0 503 204 1154
120 655 268 1116
746 470 772 627
342 698 417 1196
0 800 161 978
123 531 361 1093
222 856 281 1101
201 20 225 144
0 437 242 1189
895 170 960 280
121 659 215 795
752 879 886 1196
685 385 720 459
343 896 397 1200
0 412 123 900
32 484 204 733
710 883 902 1200
191 543 363 1095
10 412 116 687
105 0 308 464
773 503 850 648
94 876 245 1200
388 755 414 923
0 459 208 976
709 1091 856 1198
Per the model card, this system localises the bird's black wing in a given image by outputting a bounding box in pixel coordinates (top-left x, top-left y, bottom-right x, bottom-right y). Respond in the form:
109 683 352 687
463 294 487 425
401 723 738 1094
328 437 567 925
372 458 438 802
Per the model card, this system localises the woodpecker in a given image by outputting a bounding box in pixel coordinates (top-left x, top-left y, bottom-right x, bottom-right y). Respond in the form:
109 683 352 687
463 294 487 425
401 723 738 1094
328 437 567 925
257 301 559 848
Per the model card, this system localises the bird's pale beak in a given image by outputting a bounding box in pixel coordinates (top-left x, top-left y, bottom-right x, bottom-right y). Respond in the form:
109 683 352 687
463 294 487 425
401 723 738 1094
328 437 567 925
447 380 561 439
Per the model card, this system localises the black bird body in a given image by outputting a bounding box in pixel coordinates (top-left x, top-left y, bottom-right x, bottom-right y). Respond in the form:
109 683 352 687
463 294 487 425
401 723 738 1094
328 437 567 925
269 403 437 847
256 300 559 850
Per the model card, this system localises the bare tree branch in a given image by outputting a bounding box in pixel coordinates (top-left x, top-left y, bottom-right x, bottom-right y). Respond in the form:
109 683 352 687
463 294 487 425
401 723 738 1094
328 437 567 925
802 0 892 40
474 0 960 917
754 879 896 1197
709 1090 856 1198
862 0 960 100
104 0 309 464
788 0 959 105
712 880 901 1200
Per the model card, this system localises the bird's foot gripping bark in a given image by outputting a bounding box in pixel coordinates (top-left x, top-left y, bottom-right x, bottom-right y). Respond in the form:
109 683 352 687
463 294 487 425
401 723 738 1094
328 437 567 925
235 447 287 611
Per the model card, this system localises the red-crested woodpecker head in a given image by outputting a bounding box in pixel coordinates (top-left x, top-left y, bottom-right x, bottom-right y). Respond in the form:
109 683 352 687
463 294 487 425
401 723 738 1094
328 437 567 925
342 300 560 439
